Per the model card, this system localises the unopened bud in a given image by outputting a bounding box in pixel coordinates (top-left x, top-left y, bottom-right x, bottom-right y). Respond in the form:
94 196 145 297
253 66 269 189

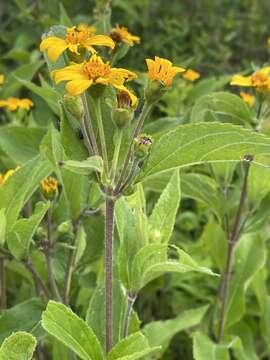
63 95 84 120
133 134 153 159
57 220 73 234
111 91 135 129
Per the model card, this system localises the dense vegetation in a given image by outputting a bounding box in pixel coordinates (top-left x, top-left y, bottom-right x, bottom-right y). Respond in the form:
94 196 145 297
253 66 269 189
1 1 270 359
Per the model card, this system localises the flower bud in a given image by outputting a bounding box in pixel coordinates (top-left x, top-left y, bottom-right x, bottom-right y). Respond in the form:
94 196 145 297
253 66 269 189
57 220 73 234
63 95 84 120
111 91 135 129
41 177 58 200
145 80 166 104
133 134 153 159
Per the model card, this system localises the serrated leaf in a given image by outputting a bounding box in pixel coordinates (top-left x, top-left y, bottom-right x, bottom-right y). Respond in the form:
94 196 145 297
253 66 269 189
193 332 229 360
62 156 103 175
0 332 37 360
137 122 270 182
190 92 252 125
108 332 159 360
42 301 104 360
7 201 50 260
149 170 180 243
143 305 208 357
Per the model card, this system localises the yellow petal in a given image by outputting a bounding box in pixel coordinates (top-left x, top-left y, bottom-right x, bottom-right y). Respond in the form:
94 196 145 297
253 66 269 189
115 85 138 106
85 35 115 49
52 64 86 84
40 37 64 51
230 75 252 87
66 79 93 96
260 67 270 76
47 43 69 61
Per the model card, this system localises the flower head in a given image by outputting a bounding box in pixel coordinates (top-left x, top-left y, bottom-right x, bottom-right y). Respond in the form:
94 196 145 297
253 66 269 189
230 67 270 93
52 54 137 96
77 23 96 35
0 97 33 112
240 92 255 107
146 56 185 87
0 166 20 185
0 74 5 85
110 25 140 46
40 26 115 62
183 69 200 81
41 177 58 194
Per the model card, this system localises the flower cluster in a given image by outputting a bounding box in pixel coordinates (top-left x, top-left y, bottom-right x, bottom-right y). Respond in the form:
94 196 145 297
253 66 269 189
230 67 270 93
0 97 33 112
41 177 58 194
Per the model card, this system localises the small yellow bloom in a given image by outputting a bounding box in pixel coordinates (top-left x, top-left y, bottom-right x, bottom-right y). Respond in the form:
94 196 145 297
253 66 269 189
41 177 58 194
146 56 185 87
40 26 115 62
77 23 96 35
52 54 137 97
0 74 5 85
0 97 33 112
110 25 140 46
183 69 200 81
230 67 270 93
116 89 137 108
0 166 20 185
239 92 255 107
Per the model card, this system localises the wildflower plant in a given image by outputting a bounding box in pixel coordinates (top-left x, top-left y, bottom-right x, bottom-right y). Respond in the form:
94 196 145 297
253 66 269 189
2 2 270 360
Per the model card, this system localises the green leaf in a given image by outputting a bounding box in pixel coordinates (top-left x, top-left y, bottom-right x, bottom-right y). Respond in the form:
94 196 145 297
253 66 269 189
2 61 43 98
7 201 50 260
190 92 252 125
108 332 159 360
0 127 46 164
0 156 52 230
193 332 229 360
148 170 180 243
143 305 208 357
74 224 87 266
0 299 45 343
59 3 73 27
42 301 104 360
0 332 37 360
137 122 270 182
61 156 103 175
224 235 266 329
13 76 61 115
0 209 6 245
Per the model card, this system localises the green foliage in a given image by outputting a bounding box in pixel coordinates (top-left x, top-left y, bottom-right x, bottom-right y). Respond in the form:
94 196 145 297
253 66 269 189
0 332 37 360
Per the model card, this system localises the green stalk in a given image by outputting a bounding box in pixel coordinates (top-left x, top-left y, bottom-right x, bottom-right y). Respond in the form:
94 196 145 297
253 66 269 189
114 101 152 194
95 97 109 179
111 129 123 182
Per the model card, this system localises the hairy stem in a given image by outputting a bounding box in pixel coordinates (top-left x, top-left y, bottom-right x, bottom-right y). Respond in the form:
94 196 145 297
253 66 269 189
24 261 50 300
63 234 77 305
0 257 6 308
95 97 109 178
45 207 62 302
81 93 99 156
217 155 253 342
105 196 115 353
123 294 136 338
111 129 123 182
114 102 152 194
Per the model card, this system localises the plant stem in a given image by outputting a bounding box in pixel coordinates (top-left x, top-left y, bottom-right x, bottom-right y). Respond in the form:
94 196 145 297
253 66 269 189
81 116 94 155
114 101 152 194
105 196 115 353
63 233 77 305
0 257 6 308
111 129 123 182
123 294 136 338
24 261 50 300
81 93 99 156
95 97 109 178
217 154 253 342
118 159 139 193
45 207 62 302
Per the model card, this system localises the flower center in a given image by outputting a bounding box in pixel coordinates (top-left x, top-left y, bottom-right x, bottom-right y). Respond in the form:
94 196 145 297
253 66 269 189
251 72 268 87
83 59 111 81
66 28 88 45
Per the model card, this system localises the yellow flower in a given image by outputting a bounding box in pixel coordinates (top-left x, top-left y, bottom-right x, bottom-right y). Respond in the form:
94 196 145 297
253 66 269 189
51 54 137 97
40 26 115 62
0 166 20 185
146 56 185 87
116 89 137 108
183 69 200 81
110 25 140 46
41 177 58 194
239 92 255 107
0 97 33 111
77 23 96 35
0 74 5 85
230 67 270 93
